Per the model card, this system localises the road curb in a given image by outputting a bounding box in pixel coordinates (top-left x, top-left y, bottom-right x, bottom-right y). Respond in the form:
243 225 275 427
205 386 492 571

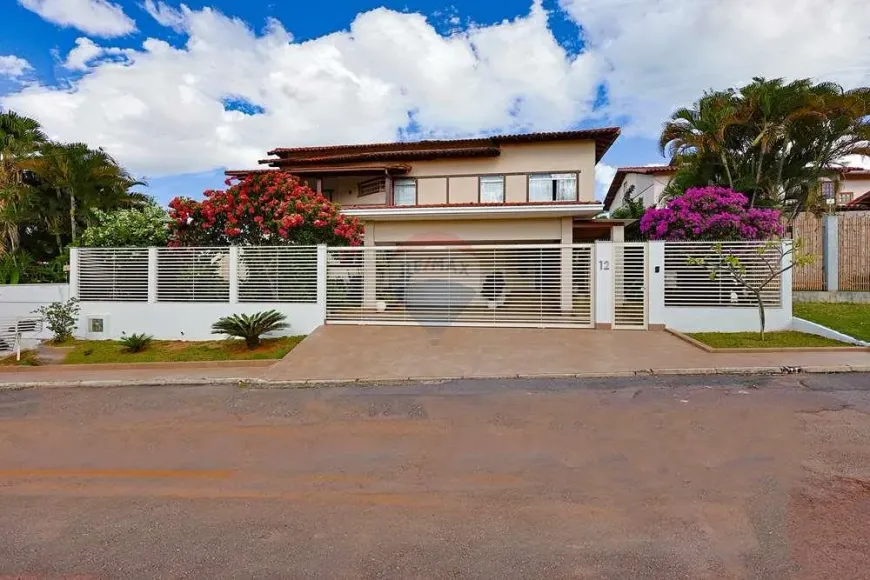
0 364 866 392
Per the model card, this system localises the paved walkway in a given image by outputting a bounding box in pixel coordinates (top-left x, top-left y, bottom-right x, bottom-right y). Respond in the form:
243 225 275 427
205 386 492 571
265 325 870 381
2 326 869 386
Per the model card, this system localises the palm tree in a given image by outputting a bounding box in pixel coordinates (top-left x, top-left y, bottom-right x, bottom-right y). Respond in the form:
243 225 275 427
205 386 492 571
25 143 145 244
660 78 870 212
0 111 47 254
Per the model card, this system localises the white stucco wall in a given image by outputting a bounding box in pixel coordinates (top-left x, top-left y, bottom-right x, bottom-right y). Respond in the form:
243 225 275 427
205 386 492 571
0 284 70 345
76 302 324 341
646 242 793 333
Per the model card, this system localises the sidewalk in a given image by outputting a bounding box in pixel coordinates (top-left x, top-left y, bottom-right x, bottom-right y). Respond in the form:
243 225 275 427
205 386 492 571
2 327 868 389
0 361 269 388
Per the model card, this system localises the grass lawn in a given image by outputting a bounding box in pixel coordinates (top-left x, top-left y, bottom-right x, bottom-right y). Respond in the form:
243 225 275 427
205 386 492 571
61 336 305 365
689 331 851 349
794 302 870 342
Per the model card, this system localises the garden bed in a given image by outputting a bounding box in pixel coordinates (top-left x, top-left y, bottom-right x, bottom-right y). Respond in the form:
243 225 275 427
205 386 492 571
688 331 851 350
794 303 870 343
1 336 304 366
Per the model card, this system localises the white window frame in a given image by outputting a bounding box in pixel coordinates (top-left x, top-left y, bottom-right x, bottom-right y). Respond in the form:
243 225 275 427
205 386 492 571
479 175 505 203
528 173 578 202
393 178 417 206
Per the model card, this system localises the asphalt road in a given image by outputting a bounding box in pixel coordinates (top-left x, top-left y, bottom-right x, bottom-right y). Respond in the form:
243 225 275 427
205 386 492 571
1 374 870 579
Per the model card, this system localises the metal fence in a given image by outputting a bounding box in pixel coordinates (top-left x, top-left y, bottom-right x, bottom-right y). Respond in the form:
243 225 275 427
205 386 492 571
77 248 150 302
663 242 783 307
325 244 595 328
76 246 319 304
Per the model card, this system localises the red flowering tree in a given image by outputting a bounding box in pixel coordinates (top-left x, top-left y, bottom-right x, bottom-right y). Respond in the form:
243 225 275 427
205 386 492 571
167 172 363 246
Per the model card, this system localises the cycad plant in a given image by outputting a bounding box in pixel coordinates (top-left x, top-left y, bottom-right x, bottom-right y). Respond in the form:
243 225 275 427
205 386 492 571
211 310 288 349
119 333 153 353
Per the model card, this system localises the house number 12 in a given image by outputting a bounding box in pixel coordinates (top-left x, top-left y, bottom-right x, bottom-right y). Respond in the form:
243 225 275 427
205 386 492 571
598 260 610 271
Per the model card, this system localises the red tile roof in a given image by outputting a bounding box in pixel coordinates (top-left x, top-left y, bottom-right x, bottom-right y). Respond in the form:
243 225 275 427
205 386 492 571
262 147 500 166
847 190 870 208
603 165 676 210
263 127 621 163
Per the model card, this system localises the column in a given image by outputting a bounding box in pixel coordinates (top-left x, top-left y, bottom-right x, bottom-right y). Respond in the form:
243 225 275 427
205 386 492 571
646 241 665 328
147 247 158 304
363 222 377 309
68 247 80 299
823 214 839 292
781 240 794 319
560 217 573 313
316 244 328 323
594 241 613 328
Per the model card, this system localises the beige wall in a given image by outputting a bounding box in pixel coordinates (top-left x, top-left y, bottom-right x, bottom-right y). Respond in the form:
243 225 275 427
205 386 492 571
505 174 527 202
324 176 386 206
843 178 870 201
448 176 478 204
417 177 448 205
406 141 597 202
370 218 563 244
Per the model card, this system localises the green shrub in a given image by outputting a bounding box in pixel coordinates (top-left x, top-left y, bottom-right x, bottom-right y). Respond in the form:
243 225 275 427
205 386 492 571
34 297 80 343
211 310 288 349
119 333 153 353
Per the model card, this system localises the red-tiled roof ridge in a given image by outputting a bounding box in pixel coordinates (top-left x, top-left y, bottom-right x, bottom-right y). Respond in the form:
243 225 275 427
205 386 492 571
264 127 621 162
847 189 870 207
261 146 500 166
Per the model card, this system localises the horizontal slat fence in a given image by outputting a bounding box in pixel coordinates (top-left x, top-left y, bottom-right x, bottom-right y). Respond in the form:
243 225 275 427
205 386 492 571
77 248 149 302
664 242 782 307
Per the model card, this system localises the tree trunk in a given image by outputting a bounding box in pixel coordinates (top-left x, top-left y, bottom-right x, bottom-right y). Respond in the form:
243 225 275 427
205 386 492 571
721 152 734 190
755 291 766 341
69 190 77 244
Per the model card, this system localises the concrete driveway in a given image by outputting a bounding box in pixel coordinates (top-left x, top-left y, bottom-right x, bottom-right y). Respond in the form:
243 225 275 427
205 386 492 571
266 325 870 381
2 375 870 578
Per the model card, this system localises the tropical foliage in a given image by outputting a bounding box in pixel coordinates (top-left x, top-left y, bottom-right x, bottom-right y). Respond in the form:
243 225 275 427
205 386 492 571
119 332 154 353
659 77 870 215
34 297 80 343
0 110 147 281
80 202 169 248
168 172 363 247
640 187 783 241
211 310 289 349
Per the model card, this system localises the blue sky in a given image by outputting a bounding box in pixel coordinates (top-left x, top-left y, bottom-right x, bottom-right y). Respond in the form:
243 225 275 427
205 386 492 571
1 0 868 203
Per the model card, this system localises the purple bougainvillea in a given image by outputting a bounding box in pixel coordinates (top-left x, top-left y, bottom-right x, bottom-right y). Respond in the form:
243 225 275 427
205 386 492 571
639 187 783 241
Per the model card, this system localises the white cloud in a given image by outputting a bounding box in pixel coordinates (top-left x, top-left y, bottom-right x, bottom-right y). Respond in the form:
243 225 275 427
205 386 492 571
1 1 602 177
0 55 32 78
18 0 136 37
560 0 870 136
63 37 134 70
142 0 186 33
594 162 616 200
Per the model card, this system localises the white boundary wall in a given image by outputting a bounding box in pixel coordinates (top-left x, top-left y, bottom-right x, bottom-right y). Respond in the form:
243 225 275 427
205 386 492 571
647 241 793 333
0 242 792 342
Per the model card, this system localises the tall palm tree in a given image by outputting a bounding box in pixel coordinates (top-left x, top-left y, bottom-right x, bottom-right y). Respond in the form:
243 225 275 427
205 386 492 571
24 143 144 244
660 78 870 212
0 111 47 254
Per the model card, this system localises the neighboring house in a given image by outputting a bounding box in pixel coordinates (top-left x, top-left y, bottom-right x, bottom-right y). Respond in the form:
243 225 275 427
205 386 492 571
837 168 870 209
228 128 624 244
602 166 676 213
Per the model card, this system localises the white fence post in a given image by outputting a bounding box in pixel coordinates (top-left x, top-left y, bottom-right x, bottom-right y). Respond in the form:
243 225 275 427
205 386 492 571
316 245 327 323
69 247 80 299
147 247 158 304
229 246 240 304
594 241 613 328
647 241 665 328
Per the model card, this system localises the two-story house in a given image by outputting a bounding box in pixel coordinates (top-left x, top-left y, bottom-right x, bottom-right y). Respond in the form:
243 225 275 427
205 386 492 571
229 128 623 245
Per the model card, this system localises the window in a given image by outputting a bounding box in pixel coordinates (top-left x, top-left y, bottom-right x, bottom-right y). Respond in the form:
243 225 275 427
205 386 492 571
820 180 836 199
479 175 505 203
358 177 385 197
838 192 854 205
393 179 417 206
528 173 577 202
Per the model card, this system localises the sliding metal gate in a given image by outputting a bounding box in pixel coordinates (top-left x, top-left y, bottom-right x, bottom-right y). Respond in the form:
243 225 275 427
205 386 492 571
612 243 648 329
325 244 595 328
